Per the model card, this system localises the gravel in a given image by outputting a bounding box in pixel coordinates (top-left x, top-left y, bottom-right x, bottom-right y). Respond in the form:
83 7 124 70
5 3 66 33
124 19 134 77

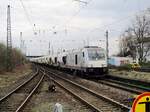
50 69 135 107
22 78 91 112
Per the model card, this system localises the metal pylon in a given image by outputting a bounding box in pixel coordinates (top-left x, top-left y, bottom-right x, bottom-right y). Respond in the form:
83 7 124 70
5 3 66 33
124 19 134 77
6 5 12 71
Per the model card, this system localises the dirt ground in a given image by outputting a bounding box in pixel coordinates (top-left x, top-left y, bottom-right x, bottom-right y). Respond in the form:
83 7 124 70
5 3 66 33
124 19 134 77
0 64 32 88
110 69 150 82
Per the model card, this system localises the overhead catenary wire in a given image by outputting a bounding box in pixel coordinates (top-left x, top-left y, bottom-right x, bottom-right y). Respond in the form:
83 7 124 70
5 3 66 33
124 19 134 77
62 0 93 32
18 0 77 36
45 0 93 36
17 0 93 37
62 0 131 38
13 0 150 56
19 0 36 34
63 0 128 36
66 0 92 24
86 7 150 39
74 0 88 4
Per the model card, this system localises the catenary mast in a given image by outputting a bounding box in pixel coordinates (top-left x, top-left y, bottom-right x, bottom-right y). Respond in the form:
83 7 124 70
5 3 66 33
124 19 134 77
6 5 12 71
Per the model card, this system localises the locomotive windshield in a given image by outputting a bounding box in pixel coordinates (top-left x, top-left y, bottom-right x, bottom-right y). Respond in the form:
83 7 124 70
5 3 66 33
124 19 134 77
88 49 105 60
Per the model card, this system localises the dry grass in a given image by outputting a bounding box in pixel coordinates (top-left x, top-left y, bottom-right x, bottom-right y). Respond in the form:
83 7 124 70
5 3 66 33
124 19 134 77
0 64 32 88
110 69 150 82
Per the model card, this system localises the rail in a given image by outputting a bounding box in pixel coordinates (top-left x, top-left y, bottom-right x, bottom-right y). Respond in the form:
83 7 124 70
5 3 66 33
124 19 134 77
0 69 39 102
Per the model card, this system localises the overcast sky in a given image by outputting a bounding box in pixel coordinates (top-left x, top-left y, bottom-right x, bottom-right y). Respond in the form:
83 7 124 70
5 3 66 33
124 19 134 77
0 0 150 56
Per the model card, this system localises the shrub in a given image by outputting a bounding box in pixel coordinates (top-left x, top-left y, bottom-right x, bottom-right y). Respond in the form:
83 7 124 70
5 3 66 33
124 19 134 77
0 43 7 72
0 43 26 72
139 61 150 68
108 64 116 69
12 48 26 66
116 64 132 71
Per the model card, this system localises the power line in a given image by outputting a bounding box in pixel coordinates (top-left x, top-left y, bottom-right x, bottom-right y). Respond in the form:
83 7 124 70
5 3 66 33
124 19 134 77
74 0 88 4
19 0 35 34
63 0 93 29
86 7 150 38
46 0 93 36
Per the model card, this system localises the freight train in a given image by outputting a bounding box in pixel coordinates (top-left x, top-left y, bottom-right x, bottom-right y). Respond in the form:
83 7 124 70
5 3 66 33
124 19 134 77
30 46 108 78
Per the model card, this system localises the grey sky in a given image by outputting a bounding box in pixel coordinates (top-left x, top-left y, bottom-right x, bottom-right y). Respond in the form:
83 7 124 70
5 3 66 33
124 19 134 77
0 0 150 56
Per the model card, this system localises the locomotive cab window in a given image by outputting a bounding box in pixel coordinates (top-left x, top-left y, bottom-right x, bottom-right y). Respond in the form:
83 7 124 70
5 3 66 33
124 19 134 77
88 49 105 60
82 52 84 57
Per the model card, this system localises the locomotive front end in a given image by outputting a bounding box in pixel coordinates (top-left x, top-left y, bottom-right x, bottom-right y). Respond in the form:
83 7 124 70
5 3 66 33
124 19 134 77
85 47 108 76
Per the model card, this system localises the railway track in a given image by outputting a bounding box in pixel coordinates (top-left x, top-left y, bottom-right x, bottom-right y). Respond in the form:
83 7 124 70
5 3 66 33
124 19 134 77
40 66 150 107
42 67 130 112
0 71 35 98
44 66 149 95
102 75 150 94
132 67 150 72
0 69 44 112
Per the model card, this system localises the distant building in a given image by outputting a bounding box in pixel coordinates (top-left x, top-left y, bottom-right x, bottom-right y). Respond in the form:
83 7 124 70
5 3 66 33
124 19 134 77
109 57 133 66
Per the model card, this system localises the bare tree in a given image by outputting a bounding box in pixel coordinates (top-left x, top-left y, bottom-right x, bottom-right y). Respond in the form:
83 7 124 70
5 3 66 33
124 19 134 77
118 11 150 63
132 14 150 62
118 29 136 58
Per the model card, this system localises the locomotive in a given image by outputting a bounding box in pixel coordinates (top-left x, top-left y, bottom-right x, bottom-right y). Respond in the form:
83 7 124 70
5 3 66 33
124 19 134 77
30 46 108 77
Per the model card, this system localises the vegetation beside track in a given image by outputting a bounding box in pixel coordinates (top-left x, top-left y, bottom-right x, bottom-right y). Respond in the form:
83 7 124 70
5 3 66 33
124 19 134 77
110 69 150 82
139 61 150 67
0 43 26 72
0 64 32 88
